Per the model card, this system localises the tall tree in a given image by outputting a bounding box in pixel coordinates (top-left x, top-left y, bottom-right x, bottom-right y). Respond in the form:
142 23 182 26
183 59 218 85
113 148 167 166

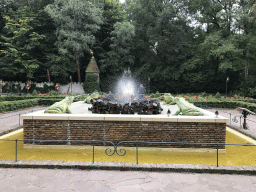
0 6 45 80
92 0 134 91
45 0 103 82
125 0 193 92
184 0 250 92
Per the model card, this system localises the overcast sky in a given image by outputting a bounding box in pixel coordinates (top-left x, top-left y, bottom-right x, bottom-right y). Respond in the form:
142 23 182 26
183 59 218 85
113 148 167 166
120 0 125 3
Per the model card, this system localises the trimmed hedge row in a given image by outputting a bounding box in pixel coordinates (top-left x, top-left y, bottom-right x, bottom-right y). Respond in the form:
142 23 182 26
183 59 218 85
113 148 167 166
0 99 40 113
0 97 85 113
193 100 256 113
0 96 66 102
38 98 63 106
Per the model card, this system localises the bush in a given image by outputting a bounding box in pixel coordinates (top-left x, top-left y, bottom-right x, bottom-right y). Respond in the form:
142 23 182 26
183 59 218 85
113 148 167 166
32 90 38 96
29 83 36 93
42 83 49 93
83 73 100 93
38 98 63 106
0 99 39 112
48 90 58 96
200 91 207 97
215 92 221 99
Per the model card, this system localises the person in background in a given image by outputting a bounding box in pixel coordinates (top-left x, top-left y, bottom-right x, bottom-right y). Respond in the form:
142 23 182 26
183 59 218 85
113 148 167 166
107 91 114 101
138 84 146 101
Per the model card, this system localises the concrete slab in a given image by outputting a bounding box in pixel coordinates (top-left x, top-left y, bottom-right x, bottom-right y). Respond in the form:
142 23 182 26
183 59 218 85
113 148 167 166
0 164 256 191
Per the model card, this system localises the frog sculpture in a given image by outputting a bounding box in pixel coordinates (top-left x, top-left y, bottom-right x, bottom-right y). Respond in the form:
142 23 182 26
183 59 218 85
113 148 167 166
44 96 74 114
170 96 204 116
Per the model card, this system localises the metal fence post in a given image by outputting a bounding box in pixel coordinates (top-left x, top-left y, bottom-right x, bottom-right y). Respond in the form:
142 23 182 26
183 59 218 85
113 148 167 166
15 139 18 162
92 141 95 164
136 143 138 165
217 142 219 167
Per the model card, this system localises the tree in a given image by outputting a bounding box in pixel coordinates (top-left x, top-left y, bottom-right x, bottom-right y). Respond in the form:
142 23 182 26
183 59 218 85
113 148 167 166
92 0 128 91
83 73 100 93
183 0 253 92
45 0 103 83
0 6 45 80
124 0 193 92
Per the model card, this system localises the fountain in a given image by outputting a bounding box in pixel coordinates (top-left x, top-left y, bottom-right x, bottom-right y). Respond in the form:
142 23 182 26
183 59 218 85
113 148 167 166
22 73 228 149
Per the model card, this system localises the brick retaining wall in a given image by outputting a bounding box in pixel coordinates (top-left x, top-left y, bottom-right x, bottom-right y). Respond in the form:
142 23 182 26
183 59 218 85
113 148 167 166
23 120 226 149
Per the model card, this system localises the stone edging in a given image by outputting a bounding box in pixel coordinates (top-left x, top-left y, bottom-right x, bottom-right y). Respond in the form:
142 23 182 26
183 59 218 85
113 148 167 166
0 127 22 137
227 124 256 141
0 160 256 175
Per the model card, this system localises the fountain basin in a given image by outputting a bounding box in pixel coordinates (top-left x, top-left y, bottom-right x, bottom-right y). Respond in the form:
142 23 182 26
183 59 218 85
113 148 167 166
22 102 228 149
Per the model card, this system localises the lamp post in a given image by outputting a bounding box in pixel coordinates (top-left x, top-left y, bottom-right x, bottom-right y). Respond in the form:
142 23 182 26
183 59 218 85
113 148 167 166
148 77 150 94
226 77 229 97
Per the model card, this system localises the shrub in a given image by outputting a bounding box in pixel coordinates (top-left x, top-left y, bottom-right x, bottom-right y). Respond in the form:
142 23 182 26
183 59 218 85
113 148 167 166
29 83 36 93
42 83 49 93
200 91 207 97
0 99 39 112
83 73 100 93
32 90 38 96
215 92 221 99
48 90 58 96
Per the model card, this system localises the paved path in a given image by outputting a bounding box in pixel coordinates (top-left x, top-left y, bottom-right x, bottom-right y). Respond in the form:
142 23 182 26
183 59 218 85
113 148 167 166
0 168 256 192
0 106 47 135
207 108 256 139
1 105 256 191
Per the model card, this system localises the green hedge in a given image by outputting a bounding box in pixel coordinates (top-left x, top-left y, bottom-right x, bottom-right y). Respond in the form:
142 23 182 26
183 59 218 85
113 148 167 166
0 99 40 113
193 100 256 113
38 98 63 106
0 96 85 112
0 96 66 102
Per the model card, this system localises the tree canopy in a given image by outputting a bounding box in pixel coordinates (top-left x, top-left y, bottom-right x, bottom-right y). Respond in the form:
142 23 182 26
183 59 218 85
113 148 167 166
1 0 256 95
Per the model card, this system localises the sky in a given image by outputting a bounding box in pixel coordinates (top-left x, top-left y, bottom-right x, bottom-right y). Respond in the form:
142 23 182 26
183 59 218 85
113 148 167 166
119 0 125 3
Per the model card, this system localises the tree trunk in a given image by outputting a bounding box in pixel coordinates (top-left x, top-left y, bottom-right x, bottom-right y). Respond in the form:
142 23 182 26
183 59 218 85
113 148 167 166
74 51 81 83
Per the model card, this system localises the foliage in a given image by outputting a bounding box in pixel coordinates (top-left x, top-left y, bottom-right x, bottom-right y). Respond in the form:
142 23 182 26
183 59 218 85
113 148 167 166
83 73 100 93
32 89 38 96
215 92 221 99
48 90 57 96
45 0 103 82
0 98 39 112
0 6 45 80
1 0 256 95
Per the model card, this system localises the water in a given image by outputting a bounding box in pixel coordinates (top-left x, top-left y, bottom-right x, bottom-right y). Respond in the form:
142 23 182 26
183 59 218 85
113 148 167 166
1 128 256 166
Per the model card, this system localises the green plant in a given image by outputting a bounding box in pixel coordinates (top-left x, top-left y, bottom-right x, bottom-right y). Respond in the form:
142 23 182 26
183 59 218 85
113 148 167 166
215 92 221 99
83 74 100 93
0 99 39 112
48 90 58 96
32 89 38 96
200 91 207 97
29 83 36 93
42 83 49 93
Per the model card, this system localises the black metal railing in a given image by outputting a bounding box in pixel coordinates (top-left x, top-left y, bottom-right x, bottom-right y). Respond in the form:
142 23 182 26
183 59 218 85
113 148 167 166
0 139 256 167
0 107 46 127
197 104 256 130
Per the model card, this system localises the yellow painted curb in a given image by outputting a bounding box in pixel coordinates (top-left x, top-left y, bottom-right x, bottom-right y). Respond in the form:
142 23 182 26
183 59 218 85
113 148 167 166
226 127 256 145
0 129 23 139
